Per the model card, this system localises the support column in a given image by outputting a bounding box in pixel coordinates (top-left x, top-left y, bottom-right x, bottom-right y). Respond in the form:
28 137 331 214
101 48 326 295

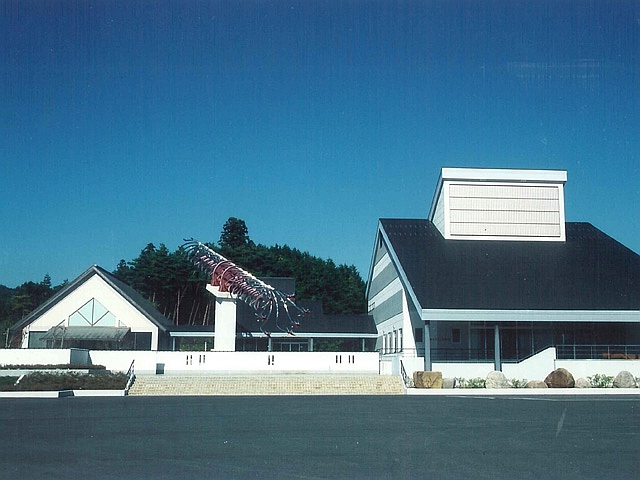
206 285 237 352
494 324 502 371
423 322 432 371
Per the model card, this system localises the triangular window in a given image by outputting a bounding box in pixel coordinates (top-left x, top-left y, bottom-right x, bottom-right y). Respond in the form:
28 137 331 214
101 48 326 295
68 298 116 327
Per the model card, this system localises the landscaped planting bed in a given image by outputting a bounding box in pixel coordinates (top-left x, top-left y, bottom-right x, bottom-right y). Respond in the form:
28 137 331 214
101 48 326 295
0 371 127 391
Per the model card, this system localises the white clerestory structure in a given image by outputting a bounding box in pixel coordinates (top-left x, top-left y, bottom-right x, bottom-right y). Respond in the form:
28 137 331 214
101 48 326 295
428 167 567 242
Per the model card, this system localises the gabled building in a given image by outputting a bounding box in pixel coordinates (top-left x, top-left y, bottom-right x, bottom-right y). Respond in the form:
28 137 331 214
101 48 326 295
367 168 640 373
11 265 173 350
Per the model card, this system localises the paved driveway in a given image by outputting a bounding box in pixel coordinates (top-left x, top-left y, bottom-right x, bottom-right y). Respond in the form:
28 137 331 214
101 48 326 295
1 395 638 479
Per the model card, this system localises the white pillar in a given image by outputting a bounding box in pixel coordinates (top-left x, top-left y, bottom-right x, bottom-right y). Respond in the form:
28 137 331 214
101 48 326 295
206 285 237 352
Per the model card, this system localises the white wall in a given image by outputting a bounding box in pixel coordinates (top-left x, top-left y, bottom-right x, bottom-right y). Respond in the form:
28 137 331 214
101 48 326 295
78 350 381 375
0 349 72 365
430 348 556 380
431 362 495 379
556 359 640 379
401 357 424 377
502 348 557 381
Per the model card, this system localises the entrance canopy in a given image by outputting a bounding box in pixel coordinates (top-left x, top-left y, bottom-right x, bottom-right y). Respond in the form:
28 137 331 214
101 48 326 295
41 326 131 342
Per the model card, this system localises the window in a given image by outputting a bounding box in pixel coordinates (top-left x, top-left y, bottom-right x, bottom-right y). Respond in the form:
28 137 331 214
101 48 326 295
451 328 461 344
415 327 424 343
68 299 116 327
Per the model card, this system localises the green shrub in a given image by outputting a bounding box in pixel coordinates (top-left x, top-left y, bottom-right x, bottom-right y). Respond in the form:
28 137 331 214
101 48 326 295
455 377 486 389
588 374 614 388
0 376 19 390
5 372 127 391
508 378 528 388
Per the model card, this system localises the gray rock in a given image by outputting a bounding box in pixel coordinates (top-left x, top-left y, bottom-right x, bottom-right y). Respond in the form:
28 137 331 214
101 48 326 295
525 380 548 389
575 377 590 388
486 371 509 389
442 377 456 389
544 368 575 388
613 371 637 388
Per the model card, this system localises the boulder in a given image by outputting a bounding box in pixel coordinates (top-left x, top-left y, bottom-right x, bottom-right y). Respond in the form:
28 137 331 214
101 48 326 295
544 368 575 388
485 371 509 389
442 377 457 389
413 371 443 389
525 380 548 389
613 371 637 389
575 377 591 389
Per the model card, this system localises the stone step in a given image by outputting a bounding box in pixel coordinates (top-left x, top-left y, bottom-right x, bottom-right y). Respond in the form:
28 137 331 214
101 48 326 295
127 374 404 396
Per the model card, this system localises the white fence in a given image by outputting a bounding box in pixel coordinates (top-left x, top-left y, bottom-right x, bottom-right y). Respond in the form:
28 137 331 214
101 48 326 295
0 349 381 375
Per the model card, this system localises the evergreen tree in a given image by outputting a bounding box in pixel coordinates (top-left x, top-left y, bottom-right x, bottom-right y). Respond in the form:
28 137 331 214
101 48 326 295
219 217 252 250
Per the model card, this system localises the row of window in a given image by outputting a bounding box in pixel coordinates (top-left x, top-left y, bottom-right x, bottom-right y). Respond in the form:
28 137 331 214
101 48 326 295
382 326 462 354
382 328 403 354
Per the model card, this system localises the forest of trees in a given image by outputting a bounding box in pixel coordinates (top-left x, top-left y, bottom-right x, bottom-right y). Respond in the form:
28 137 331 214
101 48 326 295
0 218 367 344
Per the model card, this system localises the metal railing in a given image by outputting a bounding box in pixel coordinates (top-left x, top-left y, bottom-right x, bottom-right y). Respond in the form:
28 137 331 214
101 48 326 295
380 344 640 362
124 359 135 395
556 345 640 360
400 360 414 388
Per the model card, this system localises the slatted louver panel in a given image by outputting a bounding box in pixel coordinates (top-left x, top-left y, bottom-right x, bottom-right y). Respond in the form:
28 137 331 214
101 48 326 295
448 183 562 239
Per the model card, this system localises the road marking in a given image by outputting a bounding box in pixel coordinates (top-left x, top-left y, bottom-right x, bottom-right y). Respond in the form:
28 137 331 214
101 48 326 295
556 407 567 438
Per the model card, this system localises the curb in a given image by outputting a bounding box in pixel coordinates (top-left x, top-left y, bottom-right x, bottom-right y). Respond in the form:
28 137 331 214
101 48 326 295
0 389 126 398
406 388 640 396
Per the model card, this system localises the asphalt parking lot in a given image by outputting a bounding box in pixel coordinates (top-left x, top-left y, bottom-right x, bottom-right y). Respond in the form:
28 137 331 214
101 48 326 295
1 395 638 479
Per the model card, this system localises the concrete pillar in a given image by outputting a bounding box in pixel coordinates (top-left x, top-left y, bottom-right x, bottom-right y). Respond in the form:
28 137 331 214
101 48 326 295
494 324 501 371
206 285 237 352
309 338 314 352
423 322 432 371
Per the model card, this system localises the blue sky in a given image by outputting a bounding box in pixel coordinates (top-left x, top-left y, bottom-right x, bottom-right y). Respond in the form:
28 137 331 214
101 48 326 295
1 0 639 288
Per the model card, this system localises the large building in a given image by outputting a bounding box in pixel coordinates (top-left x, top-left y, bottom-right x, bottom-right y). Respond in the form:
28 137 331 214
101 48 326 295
367 167 640 373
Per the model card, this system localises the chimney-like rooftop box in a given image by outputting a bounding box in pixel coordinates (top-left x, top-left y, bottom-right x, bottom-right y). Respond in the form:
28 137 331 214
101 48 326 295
428 167 567 242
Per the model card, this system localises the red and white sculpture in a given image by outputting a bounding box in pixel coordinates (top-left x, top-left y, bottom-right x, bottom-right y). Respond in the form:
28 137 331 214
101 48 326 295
183 239 308 336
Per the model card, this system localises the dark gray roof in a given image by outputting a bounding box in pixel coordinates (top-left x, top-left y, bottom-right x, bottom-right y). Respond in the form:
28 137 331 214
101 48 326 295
380 219 640 311
11 265 173 333
236 296 376 336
